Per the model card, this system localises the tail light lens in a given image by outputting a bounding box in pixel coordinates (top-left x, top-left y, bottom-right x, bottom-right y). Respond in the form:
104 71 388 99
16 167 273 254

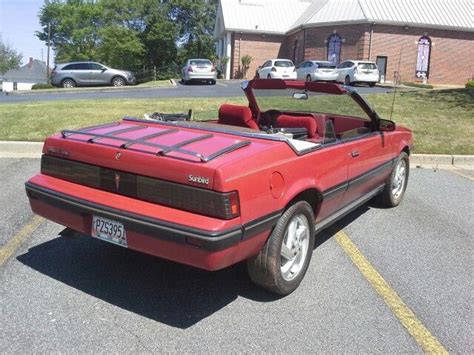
211 66 216 72
271 67 277 72
187 67 193 72
51 70 57 76
41 155 240 220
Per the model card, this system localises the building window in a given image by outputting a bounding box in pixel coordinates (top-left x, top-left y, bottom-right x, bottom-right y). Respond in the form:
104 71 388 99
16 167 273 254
327 34 342 65
416 36 431 79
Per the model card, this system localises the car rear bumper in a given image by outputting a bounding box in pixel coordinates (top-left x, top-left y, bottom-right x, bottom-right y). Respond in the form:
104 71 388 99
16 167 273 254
25 181 279 271
185 72 217 80
353 73 379 83
270 72 297 79
313 72 338 81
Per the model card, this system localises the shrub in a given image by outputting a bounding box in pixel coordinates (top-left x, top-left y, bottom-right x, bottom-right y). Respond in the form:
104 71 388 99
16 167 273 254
465 80 474 88
32 83 54 90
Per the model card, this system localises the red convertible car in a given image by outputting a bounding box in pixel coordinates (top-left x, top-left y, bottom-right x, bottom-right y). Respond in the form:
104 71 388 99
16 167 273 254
25 79 413 295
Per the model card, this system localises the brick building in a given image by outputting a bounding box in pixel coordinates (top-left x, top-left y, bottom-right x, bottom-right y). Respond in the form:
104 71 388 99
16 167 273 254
214 0 474 85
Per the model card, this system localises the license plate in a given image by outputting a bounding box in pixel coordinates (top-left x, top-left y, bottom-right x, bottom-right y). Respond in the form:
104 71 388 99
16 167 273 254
91 215 127 247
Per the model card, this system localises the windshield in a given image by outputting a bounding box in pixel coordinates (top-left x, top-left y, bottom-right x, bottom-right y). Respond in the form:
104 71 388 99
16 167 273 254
358 63 377 70
253 88 371 120
315 62 335 69
190 60 212 66
275 60 294 67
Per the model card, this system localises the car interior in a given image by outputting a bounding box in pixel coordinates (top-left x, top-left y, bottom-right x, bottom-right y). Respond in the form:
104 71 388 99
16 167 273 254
216 103 372 144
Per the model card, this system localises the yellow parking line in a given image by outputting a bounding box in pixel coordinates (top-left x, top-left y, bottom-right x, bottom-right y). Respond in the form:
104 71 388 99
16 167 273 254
0 215 45 266
335 231 448 354
448 168 474 182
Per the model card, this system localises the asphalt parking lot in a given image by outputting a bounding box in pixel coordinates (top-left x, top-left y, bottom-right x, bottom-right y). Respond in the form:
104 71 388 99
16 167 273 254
0 80 392 103
0 158 472 353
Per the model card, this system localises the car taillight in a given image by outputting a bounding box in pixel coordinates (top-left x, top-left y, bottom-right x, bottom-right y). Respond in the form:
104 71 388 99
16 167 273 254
211 66 216 72
188 67 193 72
271 67 277 72
51 71 57 76
41 155 241 220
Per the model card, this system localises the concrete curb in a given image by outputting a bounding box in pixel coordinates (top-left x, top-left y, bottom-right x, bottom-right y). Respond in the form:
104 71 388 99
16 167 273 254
1 141 473 169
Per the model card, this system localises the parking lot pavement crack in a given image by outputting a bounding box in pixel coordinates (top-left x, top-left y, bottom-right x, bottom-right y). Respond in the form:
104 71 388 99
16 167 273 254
335 231 448 354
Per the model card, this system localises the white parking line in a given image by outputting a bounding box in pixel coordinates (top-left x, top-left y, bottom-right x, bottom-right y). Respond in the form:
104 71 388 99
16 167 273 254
216 82 227 87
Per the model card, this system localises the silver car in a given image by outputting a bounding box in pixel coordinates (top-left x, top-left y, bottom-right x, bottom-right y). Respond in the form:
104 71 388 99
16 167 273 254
296 60 338 82
181 59 217 85
51 61 136 88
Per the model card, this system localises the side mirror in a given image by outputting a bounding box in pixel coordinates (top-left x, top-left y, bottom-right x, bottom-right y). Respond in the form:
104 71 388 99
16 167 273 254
101 68 107 72
293 92 308 100
379 118 395 131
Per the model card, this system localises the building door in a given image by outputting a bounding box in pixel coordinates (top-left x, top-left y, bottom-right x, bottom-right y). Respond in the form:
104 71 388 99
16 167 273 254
376 56 387 83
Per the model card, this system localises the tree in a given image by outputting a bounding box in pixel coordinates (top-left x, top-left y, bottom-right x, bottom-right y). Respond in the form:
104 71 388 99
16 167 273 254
170 0 217 62
0 41 22 75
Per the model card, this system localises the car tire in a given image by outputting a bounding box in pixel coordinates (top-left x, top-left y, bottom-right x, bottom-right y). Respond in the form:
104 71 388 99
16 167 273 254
369 82 376 87
267 74 272 79
306 75 312 82
112 76 126 87
344 75 351 85
61 79 76 88
247 201 315 295
209 79 216 85
256 72 260 79
378 152 409 207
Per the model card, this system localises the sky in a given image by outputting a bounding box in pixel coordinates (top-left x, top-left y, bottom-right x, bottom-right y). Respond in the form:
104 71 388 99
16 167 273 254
0 0 54 66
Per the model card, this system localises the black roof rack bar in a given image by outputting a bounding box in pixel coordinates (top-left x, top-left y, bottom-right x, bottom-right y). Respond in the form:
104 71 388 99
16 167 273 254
61 122 120 138
120 128 179 149
204 140 251 162
88 124 147 143
61 129 208 162
160 133 214 155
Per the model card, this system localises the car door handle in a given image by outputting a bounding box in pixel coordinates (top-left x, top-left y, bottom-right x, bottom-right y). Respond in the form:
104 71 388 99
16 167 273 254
350 150 360 157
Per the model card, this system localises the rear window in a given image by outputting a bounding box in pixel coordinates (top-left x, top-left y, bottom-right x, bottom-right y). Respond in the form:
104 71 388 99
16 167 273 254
315 62 336 69
190 60 212 66
358 63 377 70
275 60 294 68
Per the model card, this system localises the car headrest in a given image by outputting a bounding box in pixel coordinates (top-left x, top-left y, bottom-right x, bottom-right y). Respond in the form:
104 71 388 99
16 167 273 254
218 104 259 130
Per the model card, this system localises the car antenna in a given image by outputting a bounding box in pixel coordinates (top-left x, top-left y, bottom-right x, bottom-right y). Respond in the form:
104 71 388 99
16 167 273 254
389 46 403 121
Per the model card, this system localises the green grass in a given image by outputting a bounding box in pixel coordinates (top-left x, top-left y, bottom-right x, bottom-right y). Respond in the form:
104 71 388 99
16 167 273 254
0 89 472 154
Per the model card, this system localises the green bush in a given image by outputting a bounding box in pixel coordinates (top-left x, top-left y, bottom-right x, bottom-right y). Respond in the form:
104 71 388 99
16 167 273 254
465 80 474 88
32 83 54 90
401 82 433 89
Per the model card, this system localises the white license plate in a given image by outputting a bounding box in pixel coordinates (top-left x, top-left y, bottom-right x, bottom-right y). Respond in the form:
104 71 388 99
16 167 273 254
91 215 127 247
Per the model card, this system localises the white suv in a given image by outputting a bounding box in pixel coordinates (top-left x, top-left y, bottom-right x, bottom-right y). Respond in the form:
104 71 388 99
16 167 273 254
336 60 379 87
256 59 297 80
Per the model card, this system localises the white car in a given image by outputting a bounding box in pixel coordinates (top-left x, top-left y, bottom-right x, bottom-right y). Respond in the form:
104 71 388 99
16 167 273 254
296 60 338 82
336 60 379 87
256 59 297 80
181 59 217 85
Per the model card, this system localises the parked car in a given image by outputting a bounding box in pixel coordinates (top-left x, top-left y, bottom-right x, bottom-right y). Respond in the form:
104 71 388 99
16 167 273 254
25 79 412 295
51 61 136 88
256 59 297 79
181 59 217 85
296 60 338 82
336 60 379 87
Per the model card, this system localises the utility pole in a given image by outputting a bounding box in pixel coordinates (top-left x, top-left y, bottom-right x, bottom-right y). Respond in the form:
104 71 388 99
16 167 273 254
46 22 51 84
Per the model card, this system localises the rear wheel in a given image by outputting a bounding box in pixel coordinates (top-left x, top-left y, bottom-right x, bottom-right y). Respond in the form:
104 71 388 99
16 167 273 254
344 75 351 85
267 74 272 79
256 72 260 79
247 201 315 295
61 78 76 88
379 152 409 207
112 76 126 87
306 75 312 82
369 82 376 87
209 79 216 85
